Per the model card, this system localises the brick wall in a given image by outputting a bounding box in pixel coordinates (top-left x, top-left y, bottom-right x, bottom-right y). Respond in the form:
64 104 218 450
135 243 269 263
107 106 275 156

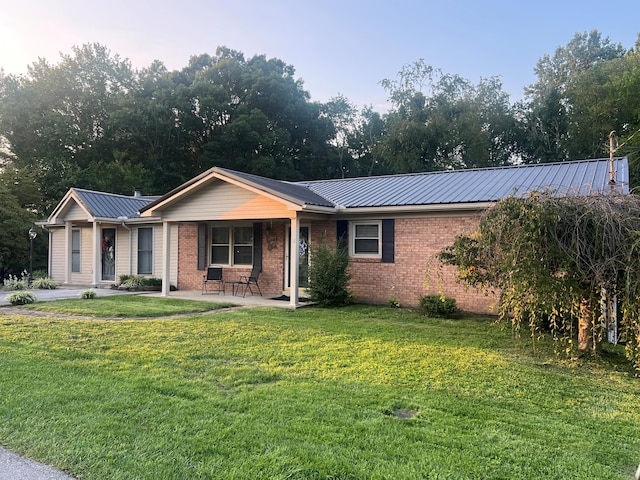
176 216 498 314
176 222 285 296
346 215 498 314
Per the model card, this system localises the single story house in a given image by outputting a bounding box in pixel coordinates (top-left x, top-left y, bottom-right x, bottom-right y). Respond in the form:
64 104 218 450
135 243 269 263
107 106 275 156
39 157 629 312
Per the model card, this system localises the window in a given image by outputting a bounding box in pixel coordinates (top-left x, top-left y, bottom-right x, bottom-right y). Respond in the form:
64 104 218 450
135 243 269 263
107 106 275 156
137 227 153 274
71 229 81 272
210 225 253 266
351 221 381 257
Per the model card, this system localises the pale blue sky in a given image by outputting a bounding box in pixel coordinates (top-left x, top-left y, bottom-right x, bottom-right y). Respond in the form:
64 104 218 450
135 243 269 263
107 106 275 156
1 0 638 110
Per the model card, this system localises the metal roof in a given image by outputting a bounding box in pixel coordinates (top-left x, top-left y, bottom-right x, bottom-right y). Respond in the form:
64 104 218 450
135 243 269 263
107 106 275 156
300 158 629 208
215 167 335 207
74 188 157 219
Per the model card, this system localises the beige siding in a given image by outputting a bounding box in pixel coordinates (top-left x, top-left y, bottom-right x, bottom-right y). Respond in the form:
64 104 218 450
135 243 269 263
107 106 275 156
161 182 291 221
49 228 66 282
129 225 162 277
70 227 94 284
64 202 91 221
115 226 131 279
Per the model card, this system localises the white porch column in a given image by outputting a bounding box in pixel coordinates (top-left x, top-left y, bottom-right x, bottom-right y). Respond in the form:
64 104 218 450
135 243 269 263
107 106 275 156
289 215 299 308
64 221 72 284
92 221 100 286
161 221 171 296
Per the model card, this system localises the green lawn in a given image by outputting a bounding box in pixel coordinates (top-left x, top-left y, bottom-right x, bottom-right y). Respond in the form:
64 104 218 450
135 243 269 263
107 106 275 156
0 304 638 479
19 294 235 317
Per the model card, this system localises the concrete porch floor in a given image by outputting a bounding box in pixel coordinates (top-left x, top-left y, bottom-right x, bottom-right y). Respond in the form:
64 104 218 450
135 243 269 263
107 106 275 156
146 289 312 309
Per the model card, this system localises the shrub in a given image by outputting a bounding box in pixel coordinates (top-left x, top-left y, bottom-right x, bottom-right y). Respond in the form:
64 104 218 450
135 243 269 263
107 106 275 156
32 269 49 280
143 277 162 287
419 294 458 318
3 271 29 291
31 276 59 290
121 275 147 289
7 291 37 305
80 289 97 299
118 274 132 285
308 239 352 307
388 298 401 308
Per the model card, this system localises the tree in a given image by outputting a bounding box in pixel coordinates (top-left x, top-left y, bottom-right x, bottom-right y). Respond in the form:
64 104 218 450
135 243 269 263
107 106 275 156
323 95 357 178
189 47 338 181
523 30 627 163
0 166 43 279
0 44 137 205
439 191 640 371
379 61 519 172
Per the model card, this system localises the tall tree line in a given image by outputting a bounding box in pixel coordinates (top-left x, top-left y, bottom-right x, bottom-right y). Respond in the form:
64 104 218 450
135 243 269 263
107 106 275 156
1 32 639 275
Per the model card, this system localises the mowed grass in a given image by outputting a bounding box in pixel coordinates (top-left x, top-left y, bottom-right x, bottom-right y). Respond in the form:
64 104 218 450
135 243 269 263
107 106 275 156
18 294 235 317
0 304 639 479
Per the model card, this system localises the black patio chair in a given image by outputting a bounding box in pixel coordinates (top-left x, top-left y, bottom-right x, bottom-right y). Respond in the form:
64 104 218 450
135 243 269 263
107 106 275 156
234 266 262 297
202 267 224 295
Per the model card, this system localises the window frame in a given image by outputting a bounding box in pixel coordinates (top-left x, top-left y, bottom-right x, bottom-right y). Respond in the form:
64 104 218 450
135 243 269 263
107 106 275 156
210 223 254 266
350 220 382 258
71 229 81 273
137 227 154 275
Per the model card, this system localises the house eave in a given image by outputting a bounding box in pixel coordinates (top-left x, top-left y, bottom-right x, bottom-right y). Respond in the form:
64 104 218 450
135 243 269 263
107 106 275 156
338 202 496 215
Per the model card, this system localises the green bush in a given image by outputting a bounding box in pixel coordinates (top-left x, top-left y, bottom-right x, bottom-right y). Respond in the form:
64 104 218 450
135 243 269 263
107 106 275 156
308 239 352 307
80 289 97 299
143 277 162 287
121 275 146 289
419 294 458 318
31 276 59 290
7 291 37 305
3 271 29 291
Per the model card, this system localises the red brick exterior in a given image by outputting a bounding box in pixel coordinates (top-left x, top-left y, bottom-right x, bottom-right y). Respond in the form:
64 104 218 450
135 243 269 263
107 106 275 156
177 222 286 296
176 215 498 314
346 215 498 313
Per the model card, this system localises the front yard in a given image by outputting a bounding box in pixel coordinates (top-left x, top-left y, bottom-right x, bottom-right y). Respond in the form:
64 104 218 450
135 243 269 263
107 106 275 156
0 301 638 479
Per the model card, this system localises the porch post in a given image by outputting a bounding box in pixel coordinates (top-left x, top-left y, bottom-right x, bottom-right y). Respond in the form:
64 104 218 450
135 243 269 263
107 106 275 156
289 215 299 308
64 221 72 284
161 221 171 296
92 221 100 286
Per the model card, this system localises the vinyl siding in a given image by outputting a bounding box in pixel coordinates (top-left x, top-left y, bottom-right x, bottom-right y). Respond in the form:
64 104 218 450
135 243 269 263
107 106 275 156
160 182 291 221
71 227 94 284
50 228 66 282
64 202 91 221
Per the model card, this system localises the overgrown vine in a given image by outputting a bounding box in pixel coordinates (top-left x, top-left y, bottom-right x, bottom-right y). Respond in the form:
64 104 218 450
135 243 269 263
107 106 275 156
439 191 640 370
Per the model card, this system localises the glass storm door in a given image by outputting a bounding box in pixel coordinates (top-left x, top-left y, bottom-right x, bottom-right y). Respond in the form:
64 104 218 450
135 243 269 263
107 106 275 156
101 228 116 281
287 225 310 289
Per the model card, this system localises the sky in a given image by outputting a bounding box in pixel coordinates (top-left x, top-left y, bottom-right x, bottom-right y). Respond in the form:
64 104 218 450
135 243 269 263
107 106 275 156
1 0 638 111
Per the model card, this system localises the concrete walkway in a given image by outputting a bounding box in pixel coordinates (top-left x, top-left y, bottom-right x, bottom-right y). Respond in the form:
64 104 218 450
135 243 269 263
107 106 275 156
0 448 76 480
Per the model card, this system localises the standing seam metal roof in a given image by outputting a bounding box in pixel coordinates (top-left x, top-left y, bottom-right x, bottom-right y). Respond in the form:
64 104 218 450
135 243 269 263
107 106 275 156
299 158 628 208
73 188 157 219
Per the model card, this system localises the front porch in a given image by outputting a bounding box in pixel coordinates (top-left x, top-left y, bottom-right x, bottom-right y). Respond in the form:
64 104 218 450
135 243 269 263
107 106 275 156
148 289 313 310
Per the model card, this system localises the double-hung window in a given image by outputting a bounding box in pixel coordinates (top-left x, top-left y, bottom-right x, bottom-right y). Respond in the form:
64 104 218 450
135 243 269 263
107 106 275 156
210 225 253 266
351 221 382 258
137 227 153 274
71 229 81 272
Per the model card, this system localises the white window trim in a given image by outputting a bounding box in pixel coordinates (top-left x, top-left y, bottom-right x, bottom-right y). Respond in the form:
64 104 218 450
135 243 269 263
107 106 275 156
350 220 382 258
210 223 254 267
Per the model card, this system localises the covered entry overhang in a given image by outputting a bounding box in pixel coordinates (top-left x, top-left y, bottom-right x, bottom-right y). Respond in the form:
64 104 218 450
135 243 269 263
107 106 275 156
139 167 338 308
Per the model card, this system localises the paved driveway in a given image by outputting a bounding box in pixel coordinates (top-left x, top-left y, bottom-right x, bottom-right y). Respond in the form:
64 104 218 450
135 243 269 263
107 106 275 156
0 287 130 307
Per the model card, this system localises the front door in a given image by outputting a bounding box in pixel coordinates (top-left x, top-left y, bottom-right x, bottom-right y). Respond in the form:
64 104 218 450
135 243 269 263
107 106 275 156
102 228 116 281
286 225 310 290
